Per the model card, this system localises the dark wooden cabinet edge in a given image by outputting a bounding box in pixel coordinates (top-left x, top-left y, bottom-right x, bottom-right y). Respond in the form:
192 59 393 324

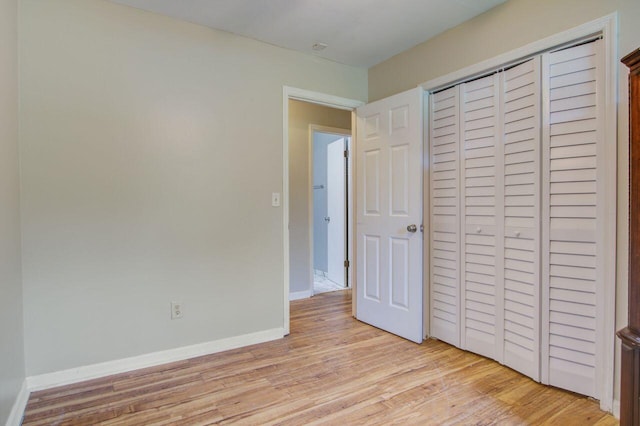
622 48 640 68
618 327 640 349
618 47 640 426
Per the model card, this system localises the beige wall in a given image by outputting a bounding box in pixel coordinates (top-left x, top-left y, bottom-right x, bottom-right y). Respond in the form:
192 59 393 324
369 0 640 409
288 100 351 294
0 0 25 422
369 0 640 101
19 0 367 376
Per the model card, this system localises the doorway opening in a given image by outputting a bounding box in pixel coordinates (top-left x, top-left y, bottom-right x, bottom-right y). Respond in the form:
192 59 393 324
311 129 351 295
286 98 352 301
282 87 363 334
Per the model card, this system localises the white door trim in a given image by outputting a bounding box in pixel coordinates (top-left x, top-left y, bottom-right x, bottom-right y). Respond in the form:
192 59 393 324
283 86 364 334
420 14 617 413
309 125 351 295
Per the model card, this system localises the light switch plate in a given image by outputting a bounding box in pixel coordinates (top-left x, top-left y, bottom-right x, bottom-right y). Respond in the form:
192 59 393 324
171 301 183 319
272 192 280 207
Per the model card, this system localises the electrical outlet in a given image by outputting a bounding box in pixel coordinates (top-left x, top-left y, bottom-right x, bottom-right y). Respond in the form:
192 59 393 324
171 301 183 319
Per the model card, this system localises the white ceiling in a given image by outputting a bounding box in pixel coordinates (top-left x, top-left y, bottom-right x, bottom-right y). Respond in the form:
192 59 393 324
109 0 506 68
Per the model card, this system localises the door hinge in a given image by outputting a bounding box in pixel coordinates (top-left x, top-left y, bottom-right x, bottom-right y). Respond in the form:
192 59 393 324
344 260 350 268
344 149 349 158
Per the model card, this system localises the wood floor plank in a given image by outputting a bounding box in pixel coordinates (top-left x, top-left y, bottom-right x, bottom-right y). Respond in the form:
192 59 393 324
22 290 617 425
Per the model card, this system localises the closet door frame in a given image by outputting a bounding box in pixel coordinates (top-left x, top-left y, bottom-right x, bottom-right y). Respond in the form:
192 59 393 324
421 13 618 413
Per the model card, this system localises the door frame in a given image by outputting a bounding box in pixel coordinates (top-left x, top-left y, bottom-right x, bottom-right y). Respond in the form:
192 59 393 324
283 86 364 334
420 13 617 414
309 125 352 295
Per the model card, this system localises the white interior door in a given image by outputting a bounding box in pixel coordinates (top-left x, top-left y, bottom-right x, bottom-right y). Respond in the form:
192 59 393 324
327 137 345 287
356 87 423 343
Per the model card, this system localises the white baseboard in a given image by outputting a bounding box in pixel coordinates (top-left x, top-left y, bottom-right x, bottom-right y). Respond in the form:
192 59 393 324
5 379 29 426
613 399 620 419
26 327 284 392
289 290 312 300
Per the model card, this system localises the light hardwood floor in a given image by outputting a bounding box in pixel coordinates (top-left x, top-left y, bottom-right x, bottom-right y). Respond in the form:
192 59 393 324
23 290 617 425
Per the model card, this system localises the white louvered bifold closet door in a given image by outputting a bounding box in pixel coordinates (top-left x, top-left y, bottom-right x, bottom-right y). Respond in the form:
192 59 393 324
430 87 461 347
501 58 541 380
460 74 502 360
428 39 609 400
541 39 604 399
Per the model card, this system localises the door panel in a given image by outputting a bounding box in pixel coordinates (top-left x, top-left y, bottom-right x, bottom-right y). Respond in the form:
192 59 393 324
502 57 541 381
461 73 501 360
429 86 461 346
364 150 381 214
327 138 345 287
541 39 603 399
364 235 380 300
356 87 423 344
390 237 409 308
